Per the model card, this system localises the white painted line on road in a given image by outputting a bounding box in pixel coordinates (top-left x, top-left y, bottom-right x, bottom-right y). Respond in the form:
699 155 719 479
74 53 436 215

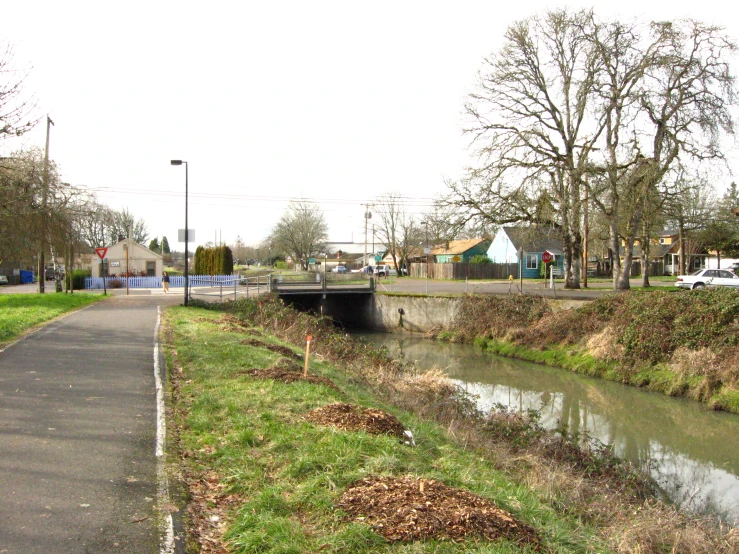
155 307 175 554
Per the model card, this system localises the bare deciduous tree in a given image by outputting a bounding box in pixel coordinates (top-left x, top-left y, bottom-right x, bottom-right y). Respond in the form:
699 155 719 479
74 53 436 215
108 207 149 244
0 42 37 141
375 193 419 273
270 200 328 270
447 9 736 290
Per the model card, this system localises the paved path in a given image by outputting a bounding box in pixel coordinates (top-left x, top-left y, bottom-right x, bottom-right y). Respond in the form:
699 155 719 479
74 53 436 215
0 295 180 554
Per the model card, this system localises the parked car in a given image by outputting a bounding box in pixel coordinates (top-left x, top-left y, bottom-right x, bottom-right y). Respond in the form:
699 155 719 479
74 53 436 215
376 264 397 277
676 268 739 290
0 275 8 285
351 265 374 274
331 265 347 273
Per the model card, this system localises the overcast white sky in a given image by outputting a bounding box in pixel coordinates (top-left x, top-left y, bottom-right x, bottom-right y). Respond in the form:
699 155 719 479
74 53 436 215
2 1 738 250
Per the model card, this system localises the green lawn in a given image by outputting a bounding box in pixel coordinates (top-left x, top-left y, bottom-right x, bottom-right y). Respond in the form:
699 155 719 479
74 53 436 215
0 294 103 345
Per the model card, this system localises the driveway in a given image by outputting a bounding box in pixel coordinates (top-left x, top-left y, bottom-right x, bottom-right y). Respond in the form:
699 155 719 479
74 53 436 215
0 294 181 554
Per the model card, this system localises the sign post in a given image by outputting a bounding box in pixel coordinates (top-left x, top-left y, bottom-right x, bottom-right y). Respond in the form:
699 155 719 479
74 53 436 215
95 248 109 295
541 251 553 290
303 335 312 377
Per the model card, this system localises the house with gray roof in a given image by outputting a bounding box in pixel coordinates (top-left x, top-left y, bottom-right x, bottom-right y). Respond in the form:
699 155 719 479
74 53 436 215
487 227 564 279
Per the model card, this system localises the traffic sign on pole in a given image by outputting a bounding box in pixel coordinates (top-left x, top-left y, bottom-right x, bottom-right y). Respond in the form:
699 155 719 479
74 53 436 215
95 247 108 260
541 251 553 264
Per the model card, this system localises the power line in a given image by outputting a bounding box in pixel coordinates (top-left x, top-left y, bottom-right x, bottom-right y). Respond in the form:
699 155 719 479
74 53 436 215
78 184 441 207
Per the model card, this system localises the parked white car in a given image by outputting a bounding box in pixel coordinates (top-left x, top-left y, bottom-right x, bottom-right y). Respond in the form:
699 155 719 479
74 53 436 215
376 264 397 277
331 265 347 274
676 268 739 290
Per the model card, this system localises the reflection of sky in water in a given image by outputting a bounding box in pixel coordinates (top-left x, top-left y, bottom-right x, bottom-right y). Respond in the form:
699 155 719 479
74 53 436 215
356 333 739 523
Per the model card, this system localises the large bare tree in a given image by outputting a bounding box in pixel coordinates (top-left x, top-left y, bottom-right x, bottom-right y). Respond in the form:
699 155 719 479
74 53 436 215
270 200 328 270
447 9 736 290
0 148 85 273
452 9 601 288
588 18 735 288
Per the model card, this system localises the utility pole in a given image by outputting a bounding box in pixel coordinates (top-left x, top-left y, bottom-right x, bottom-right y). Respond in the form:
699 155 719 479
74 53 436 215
362 204 372 267
38 116 54 293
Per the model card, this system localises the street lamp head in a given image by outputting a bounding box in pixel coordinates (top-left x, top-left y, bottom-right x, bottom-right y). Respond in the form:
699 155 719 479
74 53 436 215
170 159 184 166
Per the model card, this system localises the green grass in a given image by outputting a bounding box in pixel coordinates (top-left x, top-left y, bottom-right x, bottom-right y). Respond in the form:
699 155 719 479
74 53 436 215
0 293 103 344
165 307 610 553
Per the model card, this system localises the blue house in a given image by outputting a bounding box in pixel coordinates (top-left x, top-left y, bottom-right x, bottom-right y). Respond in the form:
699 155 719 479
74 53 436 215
487 227 565 279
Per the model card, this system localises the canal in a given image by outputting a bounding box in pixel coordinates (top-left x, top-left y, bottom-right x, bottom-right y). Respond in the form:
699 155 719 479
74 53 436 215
355 332 739 523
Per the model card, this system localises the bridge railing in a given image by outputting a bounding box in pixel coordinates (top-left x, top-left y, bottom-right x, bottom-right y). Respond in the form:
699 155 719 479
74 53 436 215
272 271 374 292
189 274 272 302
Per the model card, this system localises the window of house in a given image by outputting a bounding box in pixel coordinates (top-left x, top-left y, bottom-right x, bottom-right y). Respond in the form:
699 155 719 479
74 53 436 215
147 261 156 276
659 238 666 244
692 258 702 270
526 254 538 270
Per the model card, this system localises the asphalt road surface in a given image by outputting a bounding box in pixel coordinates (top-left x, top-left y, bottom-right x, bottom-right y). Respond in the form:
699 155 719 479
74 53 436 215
0 295 180 554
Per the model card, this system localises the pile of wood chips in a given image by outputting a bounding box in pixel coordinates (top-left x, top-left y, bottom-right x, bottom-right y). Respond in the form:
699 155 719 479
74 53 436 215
337 476 541 548
304 403 406 437
240 367 337 389
240 338 302 359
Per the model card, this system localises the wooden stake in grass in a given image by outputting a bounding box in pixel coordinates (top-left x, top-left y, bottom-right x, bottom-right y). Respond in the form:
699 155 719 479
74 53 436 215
303 335 312 377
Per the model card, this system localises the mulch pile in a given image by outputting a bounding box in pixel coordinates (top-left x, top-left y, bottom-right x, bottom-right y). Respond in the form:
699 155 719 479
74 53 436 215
239 367 337 389
304 403 406 437
337 476 541 548
240 338 302 359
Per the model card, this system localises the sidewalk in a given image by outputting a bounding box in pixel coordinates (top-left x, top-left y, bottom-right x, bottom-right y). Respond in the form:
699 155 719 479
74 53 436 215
0 294 180 553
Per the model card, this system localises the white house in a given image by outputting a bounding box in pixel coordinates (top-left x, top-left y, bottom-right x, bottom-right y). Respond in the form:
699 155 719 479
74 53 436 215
90 240 164 278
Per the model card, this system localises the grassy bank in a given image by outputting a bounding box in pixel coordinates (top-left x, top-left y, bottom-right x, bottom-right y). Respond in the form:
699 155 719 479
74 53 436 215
435 290 739 415
162 297 736 553
0 293 102 346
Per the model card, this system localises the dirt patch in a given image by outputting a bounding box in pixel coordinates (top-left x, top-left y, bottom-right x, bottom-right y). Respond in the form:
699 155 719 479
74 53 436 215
337 476 541 548
304 403 405 437
239 367 337 389
240 338 302 359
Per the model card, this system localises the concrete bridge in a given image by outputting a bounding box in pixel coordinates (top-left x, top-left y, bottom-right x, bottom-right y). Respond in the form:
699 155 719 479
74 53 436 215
272 272 375 295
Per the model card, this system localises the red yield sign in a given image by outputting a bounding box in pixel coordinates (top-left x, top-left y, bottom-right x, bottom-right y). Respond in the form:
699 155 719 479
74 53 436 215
95 247 108 260
541 251 553 264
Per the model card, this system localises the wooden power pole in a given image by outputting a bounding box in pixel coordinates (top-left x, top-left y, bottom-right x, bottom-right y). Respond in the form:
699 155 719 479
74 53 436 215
38 116 54 293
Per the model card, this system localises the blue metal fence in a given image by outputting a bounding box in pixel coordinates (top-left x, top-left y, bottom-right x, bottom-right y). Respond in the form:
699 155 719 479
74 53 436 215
84 274 238 290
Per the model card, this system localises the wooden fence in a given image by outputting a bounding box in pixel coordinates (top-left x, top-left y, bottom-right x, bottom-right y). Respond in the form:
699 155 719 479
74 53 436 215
408 262 519 280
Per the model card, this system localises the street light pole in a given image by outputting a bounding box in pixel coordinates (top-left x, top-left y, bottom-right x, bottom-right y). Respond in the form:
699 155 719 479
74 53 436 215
170 160 189 306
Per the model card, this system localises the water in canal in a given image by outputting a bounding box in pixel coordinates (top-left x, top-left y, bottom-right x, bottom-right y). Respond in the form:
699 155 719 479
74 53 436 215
355 332 739 523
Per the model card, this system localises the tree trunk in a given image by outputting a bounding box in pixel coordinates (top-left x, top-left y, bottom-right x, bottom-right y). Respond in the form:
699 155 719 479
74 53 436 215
678 219 685 275
640 227 651 288
609 219 628 289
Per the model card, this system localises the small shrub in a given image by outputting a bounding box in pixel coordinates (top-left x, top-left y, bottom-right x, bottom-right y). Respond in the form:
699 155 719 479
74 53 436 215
70 269 90 290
